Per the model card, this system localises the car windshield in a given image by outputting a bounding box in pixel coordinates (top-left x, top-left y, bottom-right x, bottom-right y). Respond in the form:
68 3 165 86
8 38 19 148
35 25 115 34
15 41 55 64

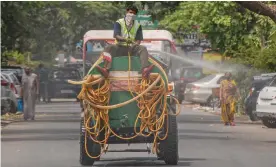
10 74 20 85
1 74 8 81
1 73 12 82
252 79 270 90
1 68 22 75
52 69 80 80
195 74 216 83
181 68 203 78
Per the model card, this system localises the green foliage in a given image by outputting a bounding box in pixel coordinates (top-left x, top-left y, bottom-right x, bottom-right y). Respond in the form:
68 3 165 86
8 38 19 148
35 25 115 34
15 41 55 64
160 1 276 71
1 50 26 65
1 1 124 63
159 1 276 113
1 1 180 64
2 1 275 73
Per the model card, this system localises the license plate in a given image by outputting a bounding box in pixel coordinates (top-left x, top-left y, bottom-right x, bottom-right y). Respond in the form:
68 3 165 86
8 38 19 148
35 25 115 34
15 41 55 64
61 90 73 93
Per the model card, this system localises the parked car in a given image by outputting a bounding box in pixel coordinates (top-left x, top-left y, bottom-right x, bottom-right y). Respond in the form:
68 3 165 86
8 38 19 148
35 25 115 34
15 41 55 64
64 62 91 77
1 74 17 114
256 76 276 128
244 75 275 121
184 73 225 105
1 66 24 83
48 67 82 99
1 72 21 97
174 66 205 103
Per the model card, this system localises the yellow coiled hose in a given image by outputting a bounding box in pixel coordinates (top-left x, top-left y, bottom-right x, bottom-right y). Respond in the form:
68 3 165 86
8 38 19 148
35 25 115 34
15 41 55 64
68 55 180 159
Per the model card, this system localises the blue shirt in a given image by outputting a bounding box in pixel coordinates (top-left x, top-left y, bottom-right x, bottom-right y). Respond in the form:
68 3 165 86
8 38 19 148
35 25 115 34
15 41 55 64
113 21 143 40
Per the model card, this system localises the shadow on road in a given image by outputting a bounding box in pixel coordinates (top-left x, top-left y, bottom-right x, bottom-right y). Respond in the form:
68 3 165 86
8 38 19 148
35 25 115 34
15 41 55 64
90 157 206 167
1 132 233 142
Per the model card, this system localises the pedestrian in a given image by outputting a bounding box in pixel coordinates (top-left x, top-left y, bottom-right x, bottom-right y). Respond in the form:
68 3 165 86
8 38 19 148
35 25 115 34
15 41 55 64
21 67 39 121
37 63 50 103
219 72 240 126
96 5 154 78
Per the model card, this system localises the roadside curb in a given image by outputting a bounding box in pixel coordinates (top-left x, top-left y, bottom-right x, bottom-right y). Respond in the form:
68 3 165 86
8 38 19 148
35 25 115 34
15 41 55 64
1 113 49 129
183 104 252 120
1 113 23 128
1 119 17 128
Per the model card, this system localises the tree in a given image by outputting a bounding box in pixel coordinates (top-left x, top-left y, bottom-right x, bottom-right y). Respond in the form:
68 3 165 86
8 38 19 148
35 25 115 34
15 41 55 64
236 1 276 23
160 1 276 72
1 1 124 62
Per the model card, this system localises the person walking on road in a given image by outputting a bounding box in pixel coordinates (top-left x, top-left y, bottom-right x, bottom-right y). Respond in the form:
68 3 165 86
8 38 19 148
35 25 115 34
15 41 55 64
220 72 240 126
21 67 39 121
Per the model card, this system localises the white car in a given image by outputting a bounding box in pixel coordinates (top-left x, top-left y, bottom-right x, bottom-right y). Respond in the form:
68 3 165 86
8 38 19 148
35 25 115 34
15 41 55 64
256 77 276 128
1 72 21 98
1 74 18 114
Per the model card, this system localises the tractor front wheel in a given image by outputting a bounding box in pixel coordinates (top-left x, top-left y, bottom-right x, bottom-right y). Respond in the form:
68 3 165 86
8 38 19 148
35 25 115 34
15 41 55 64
79 117 101 166
158 104 179 165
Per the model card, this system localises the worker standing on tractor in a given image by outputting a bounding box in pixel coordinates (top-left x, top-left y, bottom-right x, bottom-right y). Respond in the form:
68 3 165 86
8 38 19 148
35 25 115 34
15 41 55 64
96 5 154 78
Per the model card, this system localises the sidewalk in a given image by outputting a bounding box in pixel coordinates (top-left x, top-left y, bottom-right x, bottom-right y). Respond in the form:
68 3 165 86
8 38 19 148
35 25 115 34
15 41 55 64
1 100 80 129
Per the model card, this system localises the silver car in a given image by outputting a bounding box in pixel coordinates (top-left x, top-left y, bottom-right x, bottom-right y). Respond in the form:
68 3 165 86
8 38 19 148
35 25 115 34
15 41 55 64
184 73 225 105
1 74 18 114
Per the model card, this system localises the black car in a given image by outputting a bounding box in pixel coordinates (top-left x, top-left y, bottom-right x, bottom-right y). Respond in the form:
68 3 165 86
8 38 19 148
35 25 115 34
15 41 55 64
48 67 82 99
244 75 275 121
64 62 91 76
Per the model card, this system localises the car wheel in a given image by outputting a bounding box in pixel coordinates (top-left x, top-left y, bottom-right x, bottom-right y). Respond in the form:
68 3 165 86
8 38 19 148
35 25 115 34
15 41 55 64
262 119 276 128
1 105 7 115
207 96 219 108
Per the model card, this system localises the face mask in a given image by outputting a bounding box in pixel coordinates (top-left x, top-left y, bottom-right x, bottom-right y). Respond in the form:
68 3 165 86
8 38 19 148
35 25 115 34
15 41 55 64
125 13 136 23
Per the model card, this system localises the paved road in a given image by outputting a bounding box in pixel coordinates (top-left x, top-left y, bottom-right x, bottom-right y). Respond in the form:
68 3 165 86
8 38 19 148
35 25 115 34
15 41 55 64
1 102 276 167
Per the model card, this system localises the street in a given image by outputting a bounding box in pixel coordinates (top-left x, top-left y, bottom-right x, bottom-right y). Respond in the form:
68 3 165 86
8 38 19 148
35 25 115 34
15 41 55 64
1 102 276 167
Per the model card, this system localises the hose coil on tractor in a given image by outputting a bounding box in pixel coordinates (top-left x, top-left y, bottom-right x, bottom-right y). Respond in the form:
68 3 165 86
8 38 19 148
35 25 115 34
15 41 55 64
68 55 180 159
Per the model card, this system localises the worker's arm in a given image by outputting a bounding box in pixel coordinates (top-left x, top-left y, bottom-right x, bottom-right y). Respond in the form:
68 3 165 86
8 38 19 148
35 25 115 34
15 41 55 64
115 35 127 41
135 25 143 45
114 22 127 42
